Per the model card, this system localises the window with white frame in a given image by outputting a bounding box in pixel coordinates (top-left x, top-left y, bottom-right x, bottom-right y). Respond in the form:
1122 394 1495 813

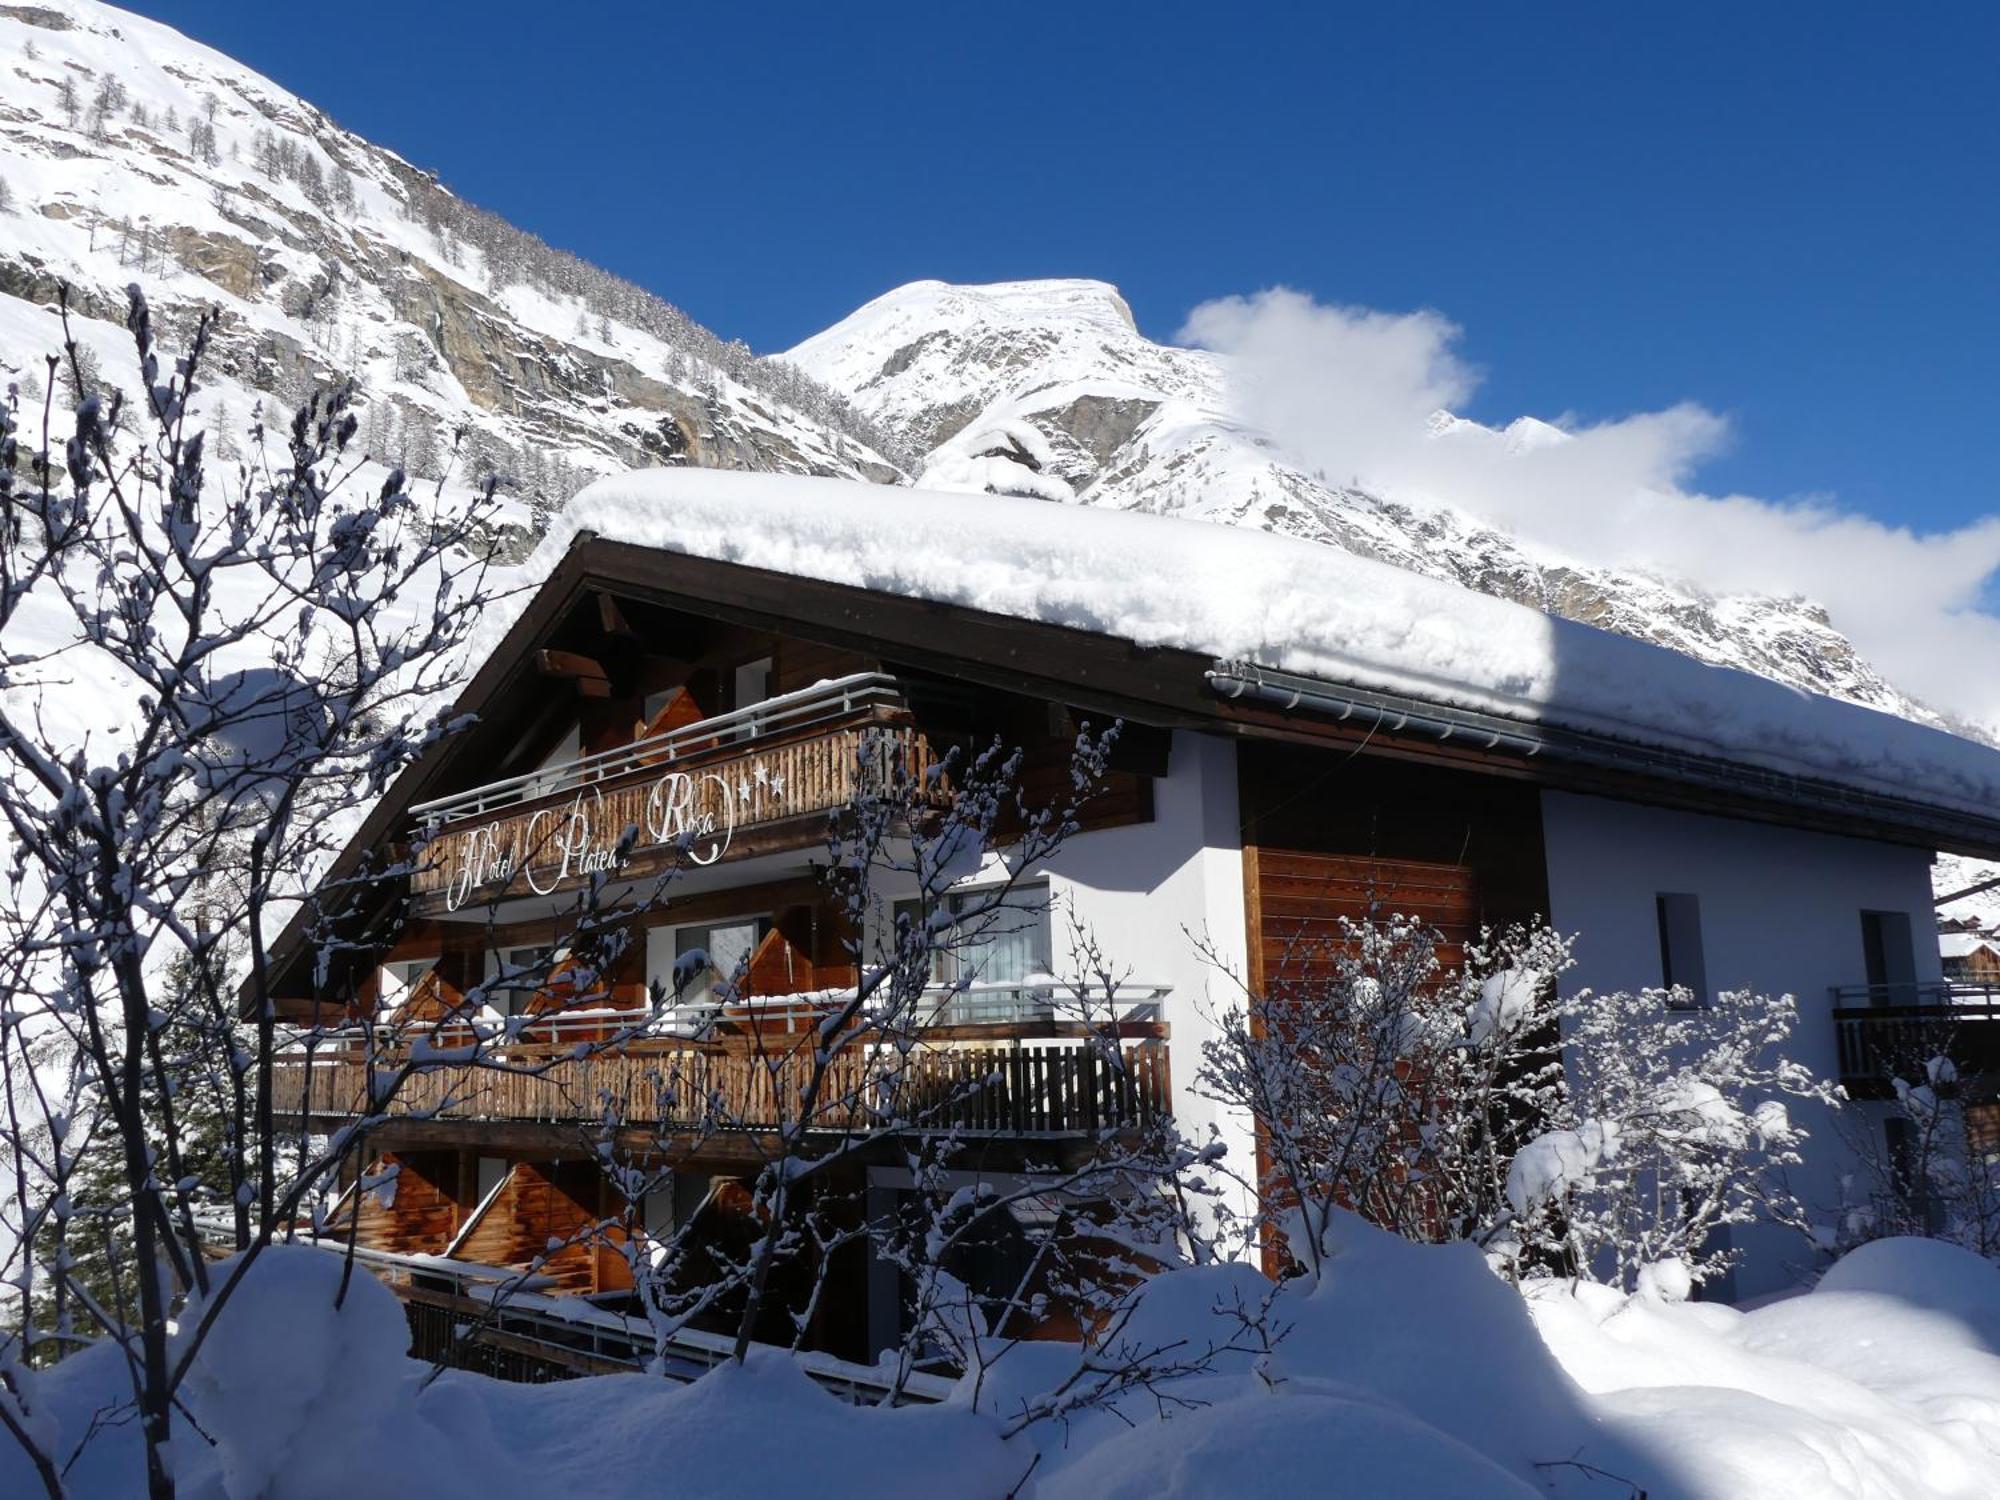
893 882 1053 1023
378 956 438 1010
486 943 555 1017
648 916 771 1012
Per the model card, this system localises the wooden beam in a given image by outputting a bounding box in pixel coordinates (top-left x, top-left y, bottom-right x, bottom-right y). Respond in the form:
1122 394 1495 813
595 591 642 640
535 648 612 698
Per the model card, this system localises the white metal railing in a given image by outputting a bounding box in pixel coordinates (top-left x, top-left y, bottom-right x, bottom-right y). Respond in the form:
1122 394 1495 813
409 672 906 827
647 979 1172 1039
281 981 1171 1055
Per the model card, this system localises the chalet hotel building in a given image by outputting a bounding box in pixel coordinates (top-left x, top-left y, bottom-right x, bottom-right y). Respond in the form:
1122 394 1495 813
263 470 2000 1375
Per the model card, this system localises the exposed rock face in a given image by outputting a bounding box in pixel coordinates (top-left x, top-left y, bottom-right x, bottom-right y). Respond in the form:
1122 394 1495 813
0 0 905 540
789 278 1949 732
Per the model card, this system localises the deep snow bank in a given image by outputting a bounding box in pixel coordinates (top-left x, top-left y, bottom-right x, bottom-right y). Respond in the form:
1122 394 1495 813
9 1230 2000 1499
1527 1237 2000 1498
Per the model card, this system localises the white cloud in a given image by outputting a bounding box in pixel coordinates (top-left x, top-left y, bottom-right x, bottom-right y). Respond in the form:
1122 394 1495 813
1181 287 2000 728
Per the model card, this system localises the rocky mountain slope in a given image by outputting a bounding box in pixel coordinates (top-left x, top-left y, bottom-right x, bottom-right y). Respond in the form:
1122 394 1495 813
0 0 908 558
788 278 1942 729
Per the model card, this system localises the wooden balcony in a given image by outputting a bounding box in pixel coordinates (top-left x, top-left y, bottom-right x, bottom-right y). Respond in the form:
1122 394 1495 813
271 1034 1172 1139
407 674 933 911
1831 983 2000 1097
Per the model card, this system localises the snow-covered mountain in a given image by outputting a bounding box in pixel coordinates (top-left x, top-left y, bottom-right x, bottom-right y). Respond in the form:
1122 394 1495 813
788 278 1942 730
0 0 908 560
2 2 1988 914
0 0 1945 731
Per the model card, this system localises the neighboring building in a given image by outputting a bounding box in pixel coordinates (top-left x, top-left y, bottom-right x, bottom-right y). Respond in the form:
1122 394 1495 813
263 471 2000 1365
1940 928 2000 984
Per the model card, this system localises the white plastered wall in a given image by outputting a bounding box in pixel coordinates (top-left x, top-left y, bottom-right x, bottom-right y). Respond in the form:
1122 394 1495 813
1027 731 1258 1235
1540 789 1940 1300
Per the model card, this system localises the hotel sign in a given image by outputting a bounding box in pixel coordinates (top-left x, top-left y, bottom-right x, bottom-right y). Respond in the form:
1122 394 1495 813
408 724 929 910
430 765 768 911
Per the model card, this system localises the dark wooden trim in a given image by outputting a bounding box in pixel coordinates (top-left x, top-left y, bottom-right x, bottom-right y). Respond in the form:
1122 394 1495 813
535 648 611 696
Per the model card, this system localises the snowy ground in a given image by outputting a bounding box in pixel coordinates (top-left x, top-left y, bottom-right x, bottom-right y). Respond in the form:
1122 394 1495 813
10 1219 1999 1499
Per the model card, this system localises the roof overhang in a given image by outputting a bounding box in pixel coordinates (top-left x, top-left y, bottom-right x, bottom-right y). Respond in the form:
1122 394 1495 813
252 533 2000 1011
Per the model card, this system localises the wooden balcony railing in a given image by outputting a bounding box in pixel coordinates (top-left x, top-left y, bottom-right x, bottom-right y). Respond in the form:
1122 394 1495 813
271 1037 1171 1137
1831 983 2000 1096
409 712 932 910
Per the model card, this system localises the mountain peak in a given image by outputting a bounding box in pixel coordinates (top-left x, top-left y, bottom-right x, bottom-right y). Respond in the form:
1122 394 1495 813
789 276 1942 733
795 277 1138 352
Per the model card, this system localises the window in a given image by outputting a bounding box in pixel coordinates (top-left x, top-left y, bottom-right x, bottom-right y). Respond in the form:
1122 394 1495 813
733 656 773 711
526 724 581 798
1860 910 1917 1006
487 944 554 1017
379 956 438 1008
653 916 771 1009
475 1156 508 1205
894 883 1053 1022
1656 893 1707 1009
729 657 774 741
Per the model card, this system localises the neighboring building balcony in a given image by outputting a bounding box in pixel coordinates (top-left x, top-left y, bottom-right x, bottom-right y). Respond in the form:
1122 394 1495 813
271 982 1174 1140
405 673 931 911
1830 982 2000 1097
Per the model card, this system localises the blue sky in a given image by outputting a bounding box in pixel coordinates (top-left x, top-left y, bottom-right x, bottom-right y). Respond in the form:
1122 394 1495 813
131 0 1998 534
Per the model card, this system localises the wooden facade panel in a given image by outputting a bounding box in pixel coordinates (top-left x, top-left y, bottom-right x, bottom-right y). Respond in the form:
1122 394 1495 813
1239 743 1549 996
410 720 934 907
451 1160 629 1294
273 1041 1173 1138
775 638 873 696
331 1150 470 1258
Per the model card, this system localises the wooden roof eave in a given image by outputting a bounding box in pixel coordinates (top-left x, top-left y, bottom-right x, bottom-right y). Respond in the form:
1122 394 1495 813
570 538 2000 858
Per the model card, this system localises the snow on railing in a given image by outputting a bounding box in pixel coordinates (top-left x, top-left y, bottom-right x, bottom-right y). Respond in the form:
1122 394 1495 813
688 979 1173 1036
281 981 1170 1052
409 672 906 826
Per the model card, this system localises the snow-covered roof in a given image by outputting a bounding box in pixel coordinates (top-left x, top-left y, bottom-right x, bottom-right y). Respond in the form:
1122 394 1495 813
522 470 2000 824
1940 932 1998 960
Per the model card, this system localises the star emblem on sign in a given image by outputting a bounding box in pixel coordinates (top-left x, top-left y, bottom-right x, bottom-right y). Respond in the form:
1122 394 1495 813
737 778 753 803
769 773 786 795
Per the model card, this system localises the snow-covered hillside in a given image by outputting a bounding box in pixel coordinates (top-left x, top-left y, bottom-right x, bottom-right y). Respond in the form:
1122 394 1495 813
0 0 908 560
788 277 1943 730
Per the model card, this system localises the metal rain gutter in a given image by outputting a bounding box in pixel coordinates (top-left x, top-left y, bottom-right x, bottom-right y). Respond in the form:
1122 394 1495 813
1206 661 1547 759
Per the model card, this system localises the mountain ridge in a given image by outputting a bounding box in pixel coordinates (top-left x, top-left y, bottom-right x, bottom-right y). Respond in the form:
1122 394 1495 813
0 0 908 555
787 276 1953 737
1 3 1983 826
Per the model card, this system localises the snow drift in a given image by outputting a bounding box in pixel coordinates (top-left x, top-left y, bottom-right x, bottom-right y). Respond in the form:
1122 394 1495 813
13 1223 2000 1499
